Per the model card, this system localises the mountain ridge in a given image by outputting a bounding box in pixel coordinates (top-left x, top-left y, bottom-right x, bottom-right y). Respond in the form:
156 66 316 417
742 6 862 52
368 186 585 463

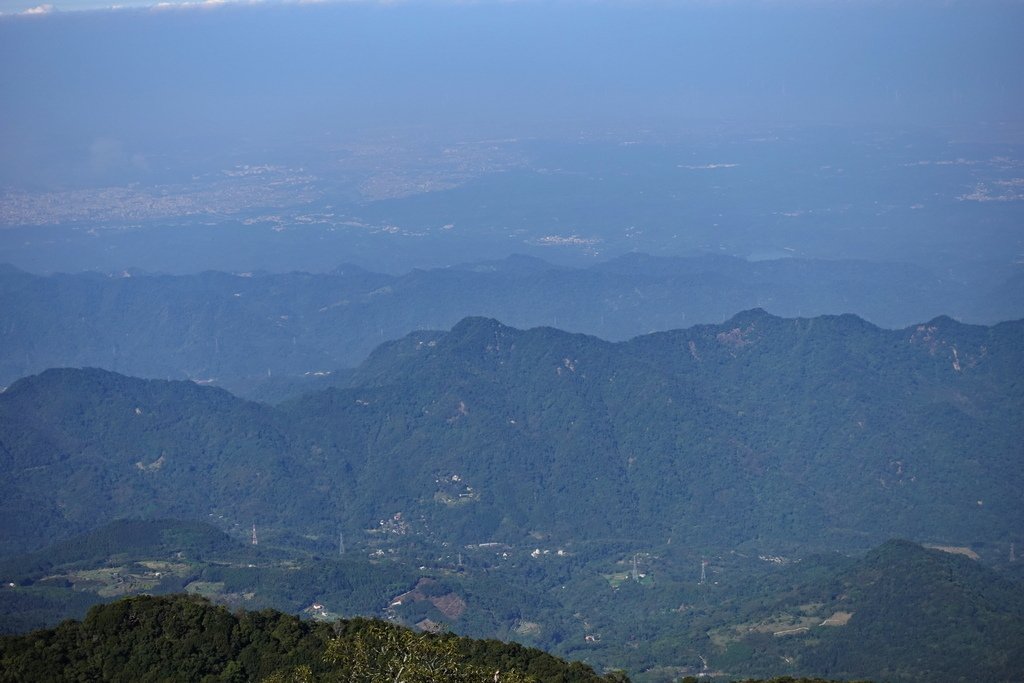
2 311 1020 560
1 314 1023 680
3 253 1021 392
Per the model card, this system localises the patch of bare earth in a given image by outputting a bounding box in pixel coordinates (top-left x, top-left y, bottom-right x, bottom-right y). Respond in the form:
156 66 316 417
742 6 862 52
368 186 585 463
820 611 853 627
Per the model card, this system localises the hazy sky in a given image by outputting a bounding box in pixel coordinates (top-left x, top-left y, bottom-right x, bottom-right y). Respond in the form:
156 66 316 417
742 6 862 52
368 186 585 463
1 0 1022 187
2 0 1024 14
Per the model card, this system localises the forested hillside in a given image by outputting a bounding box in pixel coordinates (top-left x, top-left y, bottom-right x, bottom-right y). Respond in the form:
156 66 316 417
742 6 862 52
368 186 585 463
0 594 622 682
1 312 1021 559
679 540 1024 681
2 312 1023 679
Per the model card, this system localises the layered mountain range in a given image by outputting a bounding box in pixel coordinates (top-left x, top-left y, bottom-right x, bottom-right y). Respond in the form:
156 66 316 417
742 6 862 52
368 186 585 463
2 310 1020 559
2 310 1023 680
2 254 1021 393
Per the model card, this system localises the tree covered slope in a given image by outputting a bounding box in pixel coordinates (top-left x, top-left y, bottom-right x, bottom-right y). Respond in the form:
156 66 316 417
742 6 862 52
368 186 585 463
0 594 622 682
1 312 1021 559
687 540 1024 682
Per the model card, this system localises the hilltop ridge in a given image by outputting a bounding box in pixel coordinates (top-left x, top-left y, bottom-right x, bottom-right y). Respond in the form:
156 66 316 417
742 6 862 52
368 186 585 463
1 312 1020 558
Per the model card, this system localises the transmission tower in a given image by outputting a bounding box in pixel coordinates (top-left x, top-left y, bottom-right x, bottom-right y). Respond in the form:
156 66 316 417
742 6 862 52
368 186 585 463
699 559 707 585
251 523 258 546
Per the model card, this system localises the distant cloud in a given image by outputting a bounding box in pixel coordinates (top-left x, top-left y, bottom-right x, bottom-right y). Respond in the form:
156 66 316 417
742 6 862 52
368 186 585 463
21 3 54 13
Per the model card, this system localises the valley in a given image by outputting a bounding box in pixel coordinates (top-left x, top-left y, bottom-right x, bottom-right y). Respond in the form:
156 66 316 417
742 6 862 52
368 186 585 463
3 518 1021 681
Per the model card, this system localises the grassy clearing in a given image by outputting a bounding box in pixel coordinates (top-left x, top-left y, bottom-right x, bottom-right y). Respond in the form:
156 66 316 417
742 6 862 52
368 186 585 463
59 567 165 598
185 581 226 597
709 613 821 648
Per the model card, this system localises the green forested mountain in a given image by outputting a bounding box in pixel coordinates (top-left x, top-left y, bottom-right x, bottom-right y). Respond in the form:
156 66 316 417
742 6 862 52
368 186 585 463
0 594 622 682
308 311 1024 553
0 368 303 557
2 253 1019 393
794 540 1024 681
1 311 1022 559
670 540 1024 682
1 312 1023 680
